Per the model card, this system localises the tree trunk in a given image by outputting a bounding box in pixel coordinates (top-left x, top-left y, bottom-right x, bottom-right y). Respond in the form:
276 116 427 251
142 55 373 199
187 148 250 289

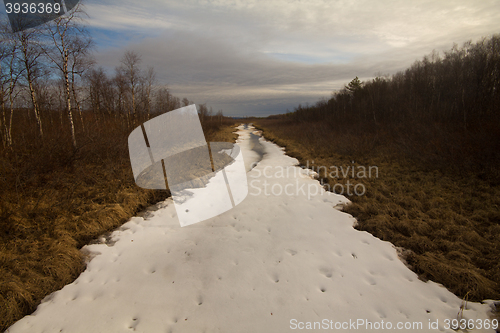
27 78 43 138
64 54 76 149
0 63 7 147
8 102 14 147
71 71 84 131
367 87 377 125
131 87 136 118
462 87 467 131
1 102 8 147
146 89 151 120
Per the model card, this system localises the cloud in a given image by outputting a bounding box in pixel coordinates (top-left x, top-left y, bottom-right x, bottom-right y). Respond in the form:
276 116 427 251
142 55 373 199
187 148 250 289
86 0 500 116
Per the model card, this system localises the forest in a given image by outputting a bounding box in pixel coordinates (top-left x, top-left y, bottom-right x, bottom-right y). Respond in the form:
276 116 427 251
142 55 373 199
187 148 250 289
277 35 500 176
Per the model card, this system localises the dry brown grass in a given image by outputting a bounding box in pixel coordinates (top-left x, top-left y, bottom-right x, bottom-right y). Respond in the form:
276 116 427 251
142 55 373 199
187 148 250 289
253 118 500 304
0 111 237 331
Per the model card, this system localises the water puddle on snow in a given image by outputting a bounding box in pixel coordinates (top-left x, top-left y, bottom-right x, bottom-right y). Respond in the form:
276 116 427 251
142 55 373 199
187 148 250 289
244 124 266 169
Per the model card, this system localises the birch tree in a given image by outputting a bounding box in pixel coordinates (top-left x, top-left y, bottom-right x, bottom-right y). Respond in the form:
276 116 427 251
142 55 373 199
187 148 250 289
16 27 46 139
68 36 94 130
143 66 155 119
119 51 142 118
43 3 91 150
0 21 24 147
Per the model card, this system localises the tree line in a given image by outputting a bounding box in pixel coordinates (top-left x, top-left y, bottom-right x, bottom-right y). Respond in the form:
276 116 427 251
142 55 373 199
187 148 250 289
0 3 223 151
287 34 500 130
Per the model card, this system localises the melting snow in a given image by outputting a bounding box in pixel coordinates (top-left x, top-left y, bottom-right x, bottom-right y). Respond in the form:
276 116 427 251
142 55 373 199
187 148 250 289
6 125 497 333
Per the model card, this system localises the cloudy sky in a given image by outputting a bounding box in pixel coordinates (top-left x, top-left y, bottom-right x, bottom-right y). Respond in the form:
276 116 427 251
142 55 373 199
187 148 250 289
83 0 499 117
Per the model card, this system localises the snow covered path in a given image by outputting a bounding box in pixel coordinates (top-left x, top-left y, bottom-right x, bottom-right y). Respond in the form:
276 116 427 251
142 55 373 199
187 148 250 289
7 125 497 333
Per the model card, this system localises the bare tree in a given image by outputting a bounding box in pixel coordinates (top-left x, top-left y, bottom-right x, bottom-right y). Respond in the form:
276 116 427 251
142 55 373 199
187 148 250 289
0 21 24 147
198 103 210 124
119 51 142 118
87 67 106 115
43 3 91 150
0 26 10 146
216 109 224 124
113 67 128 121
68 35 94 131
154 86 182 113
154 86 170 113
16 26 46 139
143 66 155 119
87 67 119 118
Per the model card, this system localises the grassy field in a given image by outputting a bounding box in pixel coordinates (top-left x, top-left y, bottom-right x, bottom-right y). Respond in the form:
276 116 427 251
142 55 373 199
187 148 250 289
0 111 237 331
2 113 498 329
253 118 500 309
